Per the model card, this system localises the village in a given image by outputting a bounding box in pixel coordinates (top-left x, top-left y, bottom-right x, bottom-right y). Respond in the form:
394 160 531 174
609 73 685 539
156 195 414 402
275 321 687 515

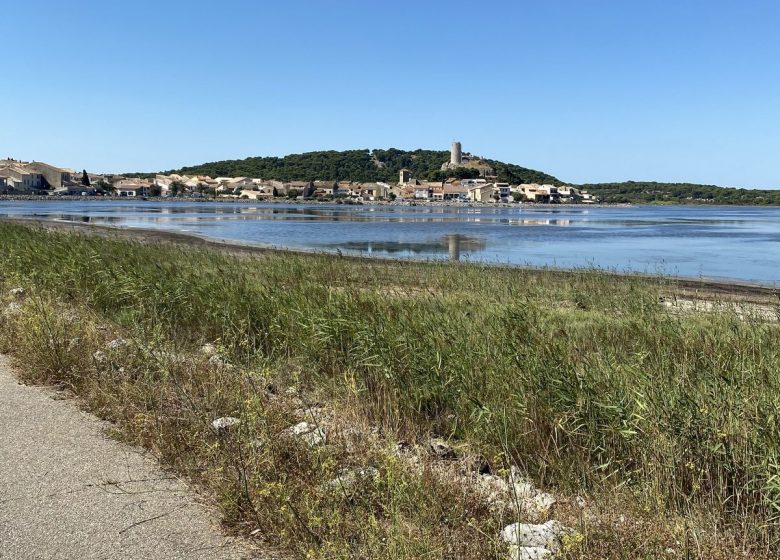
0 143 598 204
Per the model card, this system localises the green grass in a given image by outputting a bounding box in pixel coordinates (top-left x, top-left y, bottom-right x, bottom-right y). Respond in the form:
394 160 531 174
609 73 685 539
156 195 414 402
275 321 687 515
0 222 778 558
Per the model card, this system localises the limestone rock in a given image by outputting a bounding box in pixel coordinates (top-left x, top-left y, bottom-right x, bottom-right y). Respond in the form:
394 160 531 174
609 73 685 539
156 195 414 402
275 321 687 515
506 545 552 560
522 492 557 519
5 301 22 316
9 287 25 298
509 466 536 500
212 416 241 437
285 421 326 447
200 343 217 356
208 354 229 367
106 338 128 350
326 467 379 490
500 520 568 549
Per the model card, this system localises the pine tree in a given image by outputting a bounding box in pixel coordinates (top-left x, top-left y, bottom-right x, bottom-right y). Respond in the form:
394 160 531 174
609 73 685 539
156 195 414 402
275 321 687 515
81 170 90 186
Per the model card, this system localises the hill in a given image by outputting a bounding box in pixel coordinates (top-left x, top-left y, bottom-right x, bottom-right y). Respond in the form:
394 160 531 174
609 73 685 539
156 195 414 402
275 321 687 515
161 148 562 186
153 148 780 205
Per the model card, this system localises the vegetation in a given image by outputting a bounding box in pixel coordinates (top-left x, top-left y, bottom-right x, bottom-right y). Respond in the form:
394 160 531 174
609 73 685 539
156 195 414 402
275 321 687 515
158 148 560 186
0 223 778 559
139 148 780 205
583 181 780 205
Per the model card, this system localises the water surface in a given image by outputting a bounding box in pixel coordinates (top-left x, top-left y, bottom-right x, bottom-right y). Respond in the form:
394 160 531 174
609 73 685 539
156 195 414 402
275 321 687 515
1 200 778 284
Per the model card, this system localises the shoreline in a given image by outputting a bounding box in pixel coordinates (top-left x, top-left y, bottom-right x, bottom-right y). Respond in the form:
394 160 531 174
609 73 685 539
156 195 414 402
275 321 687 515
2 216 777 302
3 195 780 208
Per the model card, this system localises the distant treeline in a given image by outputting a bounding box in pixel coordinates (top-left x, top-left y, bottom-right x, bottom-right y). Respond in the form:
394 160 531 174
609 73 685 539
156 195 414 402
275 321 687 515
583 181 780 205
133 149 779 205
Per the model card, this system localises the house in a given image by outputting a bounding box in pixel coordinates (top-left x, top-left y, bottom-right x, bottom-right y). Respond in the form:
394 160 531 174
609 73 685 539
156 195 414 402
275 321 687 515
51 184 97 196
520 184 560 203
414 184 431 199
468 183 495 203
461 178 487 188
115 179 151 197
283 181 314 197
413 181 443 200
360 182 390 200
25 161 73 189
495 183 511 202
443 183 470 201
558 185 582 203
0 161 45 193
312 180 337 195
236 188 274 200
399 185 415 200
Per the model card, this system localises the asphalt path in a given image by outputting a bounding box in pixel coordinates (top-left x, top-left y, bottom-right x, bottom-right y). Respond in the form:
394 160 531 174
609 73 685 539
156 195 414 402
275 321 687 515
0 355 264 560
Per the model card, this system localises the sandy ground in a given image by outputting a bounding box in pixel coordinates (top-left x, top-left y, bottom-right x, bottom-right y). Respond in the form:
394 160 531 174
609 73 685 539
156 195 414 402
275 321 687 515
0 355 266 560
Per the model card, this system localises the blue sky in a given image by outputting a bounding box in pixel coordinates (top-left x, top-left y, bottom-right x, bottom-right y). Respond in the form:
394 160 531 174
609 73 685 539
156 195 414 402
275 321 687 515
3 1 779 187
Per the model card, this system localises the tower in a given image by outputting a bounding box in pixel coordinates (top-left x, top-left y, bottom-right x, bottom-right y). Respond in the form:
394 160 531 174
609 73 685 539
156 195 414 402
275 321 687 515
450 141 462 165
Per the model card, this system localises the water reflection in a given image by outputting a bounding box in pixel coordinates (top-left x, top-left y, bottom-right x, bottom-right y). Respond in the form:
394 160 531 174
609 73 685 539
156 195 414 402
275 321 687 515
328 234 486 261
0 201 778 283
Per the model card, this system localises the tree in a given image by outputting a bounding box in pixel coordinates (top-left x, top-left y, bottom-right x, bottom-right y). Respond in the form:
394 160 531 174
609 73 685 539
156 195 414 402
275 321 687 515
150 185 162 197
170 181 183 197
81 170 91 186
272 186 279 197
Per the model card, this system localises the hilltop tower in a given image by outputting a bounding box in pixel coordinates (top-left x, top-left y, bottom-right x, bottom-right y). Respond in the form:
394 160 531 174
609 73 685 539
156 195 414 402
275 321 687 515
450 141 462 165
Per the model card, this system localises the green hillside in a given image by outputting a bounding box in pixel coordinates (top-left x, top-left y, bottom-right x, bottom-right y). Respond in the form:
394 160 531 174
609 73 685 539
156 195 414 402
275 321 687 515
154 149 780 205
162 148 561 185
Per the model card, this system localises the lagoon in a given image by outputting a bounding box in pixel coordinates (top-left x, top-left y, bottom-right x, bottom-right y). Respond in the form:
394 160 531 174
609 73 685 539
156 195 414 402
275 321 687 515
1 200 778 285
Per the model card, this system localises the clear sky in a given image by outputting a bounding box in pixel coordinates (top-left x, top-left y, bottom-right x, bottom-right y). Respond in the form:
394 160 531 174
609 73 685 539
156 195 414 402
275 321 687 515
3 1 779 187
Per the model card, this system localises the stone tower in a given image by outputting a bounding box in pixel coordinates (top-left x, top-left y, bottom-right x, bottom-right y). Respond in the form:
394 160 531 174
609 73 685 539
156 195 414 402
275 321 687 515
450 141 462 165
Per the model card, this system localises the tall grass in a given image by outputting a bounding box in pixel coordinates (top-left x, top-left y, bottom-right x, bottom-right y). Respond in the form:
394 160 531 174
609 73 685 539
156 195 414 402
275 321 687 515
0 222 778 557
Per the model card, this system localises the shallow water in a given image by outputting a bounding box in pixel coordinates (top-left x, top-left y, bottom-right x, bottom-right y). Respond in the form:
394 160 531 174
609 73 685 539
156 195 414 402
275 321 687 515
1 201 779 284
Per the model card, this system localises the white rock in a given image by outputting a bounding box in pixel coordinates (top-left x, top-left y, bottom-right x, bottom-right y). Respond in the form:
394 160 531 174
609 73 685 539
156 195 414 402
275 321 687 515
506 545 552 560
575 495 586 509
212 416 241 436
285 421 326 447
522 492 557 519
200 343 217 356
475 473 510 509
9 287 25 297
92 350 107 363
510 466 537 500
326 467 379 490
5 301 22 315
208 354 228 367
500 520 568 549
106 338 128 350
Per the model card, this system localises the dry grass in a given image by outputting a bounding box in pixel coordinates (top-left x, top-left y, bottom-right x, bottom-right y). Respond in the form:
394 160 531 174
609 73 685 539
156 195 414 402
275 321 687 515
0 222 778 559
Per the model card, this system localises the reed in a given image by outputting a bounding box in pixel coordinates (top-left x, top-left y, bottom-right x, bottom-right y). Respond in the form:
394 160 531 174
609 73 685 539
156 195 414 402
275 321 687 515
0 222 777 559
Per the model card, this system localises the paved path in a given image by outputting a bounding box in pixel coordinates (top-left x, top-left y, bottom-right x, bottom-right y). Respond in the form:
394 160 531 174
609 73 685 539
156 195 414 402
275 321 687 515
0 355 262 560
